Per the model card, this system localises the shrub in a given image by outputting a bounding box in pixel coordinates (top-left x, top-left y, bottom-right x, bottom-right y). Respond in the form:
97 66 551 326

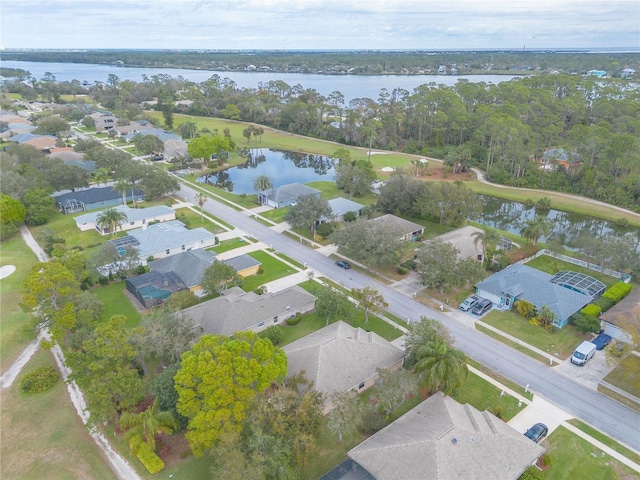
257 266 264 275
316 222 335 237
259 325 283 345
514 300 536 318
397 266 408 275
135 265 147 275
401 259 417 271
135 441 165 474
286 314 302 326
98 276 109 285
358 407 389 434
593 296 615 312
580 304 601 317
574 314 601 334
343 211 357 223
20 366 58 394
602 282 632 303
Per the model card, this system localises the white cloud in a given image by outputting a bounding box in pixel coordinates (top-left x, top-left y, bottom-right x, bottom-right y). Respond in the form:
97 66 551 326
1 0 638 49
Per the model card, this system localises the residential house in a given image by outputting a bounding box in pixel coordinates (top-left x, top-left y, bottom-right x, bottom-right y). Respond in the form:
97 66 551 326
283 321 404 407
87 111 117 132
368 214 424 241
323 197 364 223
258 183 321 209
125 271 187 309
600 286 639 341
8 133 57 151
148 250 261 294
53 186 145 214
474 264 603 328
115 220 217 264
621 68 636 78
533 147 582 172
180 285 316 336
122 128 187 159
73 205 176 234
345 392 544 480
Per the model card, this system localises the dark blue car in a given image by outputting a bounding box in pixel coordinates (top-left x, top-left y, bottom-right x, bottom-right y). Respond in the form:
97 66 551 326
591 333 612 350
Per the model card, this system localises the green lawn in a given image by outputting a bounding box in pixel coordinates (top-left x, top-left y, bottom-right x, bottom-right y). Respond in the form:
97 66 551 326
451 371 524 421
525 254 622 288
0 235 39 370
566 419 640 466
241 250 298 291
602 354 640 399
174 207 230 233
30 211 104 252
0 349 116 480
91 282 141 328
481 310 586 360
541 426 637 479
476 324 558 365
210 237 249 254
258 206 289 224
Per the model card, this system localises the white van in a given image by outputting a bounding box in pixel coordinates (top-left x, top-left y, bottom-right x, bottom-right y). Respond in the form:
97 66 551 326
570 341 597 366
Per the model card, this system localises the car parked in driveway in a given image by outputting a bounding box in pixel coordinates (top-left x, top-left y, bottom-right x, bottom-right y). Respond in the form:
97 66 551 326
591 332 612 350
459 295 479 311
524 423 548 443
471 298 492 315
335 260 351 269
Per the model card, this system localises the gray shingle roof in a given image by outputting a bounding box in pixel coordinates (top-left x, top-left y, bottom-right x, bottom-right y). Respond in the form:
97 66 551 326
327 197 364 218
181 285 316 336
127 220 215 258
348 392 544 480
283 321 405 395
261 183 320 204
224 254 261 272
368 214 424 237
149 249 217 288
54 186 143 205
74 205 175 228
475 264 590 321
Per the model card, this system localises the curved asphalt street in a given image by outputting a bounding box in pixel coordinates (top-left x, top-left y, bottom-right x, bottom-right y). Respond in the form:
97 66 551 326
178 182 640 452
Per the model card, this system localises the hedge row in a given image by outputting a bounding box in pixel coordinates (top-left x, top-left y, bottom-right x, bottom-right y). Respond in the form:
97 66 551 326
580 304 602 317
136 442 165 475
602 282 633 303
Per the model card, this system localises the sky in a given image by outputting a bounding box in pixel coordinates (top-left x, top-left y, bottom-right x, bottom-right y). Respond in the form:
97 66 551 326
1 0 639 51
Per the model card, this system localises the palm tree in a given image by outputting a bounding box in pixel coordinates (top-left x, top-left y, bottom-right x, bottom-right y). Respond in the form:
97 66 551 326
195 192 207 222
252 174 274 195
96 208 128 238
413 340 469 396
94 167 110 187
520 216 553 245
114 179 128 206
471 227 501 261
120 398 176 454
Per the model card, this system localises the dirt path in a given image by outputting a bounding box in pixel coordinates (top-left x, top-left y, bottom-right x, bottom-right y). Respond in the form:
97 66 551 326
4 226 142 480
471 168 640 221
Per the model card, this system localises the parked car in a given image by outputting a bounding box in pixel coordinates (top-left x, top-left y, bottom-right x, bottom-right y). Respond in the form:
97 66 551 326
524 423 548 443
591 333 612 350
570 341 597 366
335 260 351 269
459 295 479 311
471 298 492 315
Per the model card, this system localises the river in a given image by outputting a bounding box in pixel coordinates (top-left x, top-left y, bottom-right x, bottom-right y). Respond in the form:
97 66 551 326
1 60 520 103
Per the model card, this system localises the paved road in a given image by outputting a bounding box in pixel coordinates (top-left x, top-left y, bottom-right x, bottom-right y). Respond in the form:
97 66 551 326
178 182 640 452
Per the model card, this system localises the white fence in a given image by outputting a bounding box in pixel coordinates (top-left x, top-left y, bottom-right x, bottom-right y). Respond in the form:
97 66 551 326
518 249 632 283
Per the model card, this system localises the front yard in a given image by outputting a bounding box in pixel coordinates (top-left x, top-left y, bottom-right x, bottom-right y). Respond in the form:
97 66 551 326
481 309 588 360
602 354 640 401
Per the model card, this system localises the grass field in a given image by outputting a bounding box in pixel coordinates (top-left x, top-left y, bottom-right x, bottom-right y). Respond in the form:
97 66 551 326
481 310 586 360
476 324 557 365
0 349 116 480
30 211 104 253
541 426 637 479
174 207 230 233
91 281 141 328
0 234 39 371
602 354 640 400
242 250 298 291
567 419 640 466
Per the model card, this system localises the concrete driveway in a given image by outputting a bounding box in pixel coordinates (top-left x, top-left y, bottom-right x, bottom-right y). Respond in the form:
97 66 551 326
554 349 617 390
508 396 573 438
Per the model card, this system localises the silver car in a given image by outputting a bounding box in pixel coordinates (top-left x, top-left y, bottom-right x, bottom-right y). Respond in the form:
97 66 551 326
459 295 479 311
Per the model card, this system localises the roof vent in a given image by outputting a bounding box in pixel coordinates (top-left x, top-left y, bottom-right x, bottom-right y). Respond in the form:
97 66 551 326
451 438 458 445
470 437 477 444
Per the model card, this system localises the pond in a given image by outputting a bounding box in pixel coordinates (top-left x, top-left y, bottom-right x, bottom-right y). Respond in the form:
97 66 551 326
196 149 335 194
472 195 640 252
